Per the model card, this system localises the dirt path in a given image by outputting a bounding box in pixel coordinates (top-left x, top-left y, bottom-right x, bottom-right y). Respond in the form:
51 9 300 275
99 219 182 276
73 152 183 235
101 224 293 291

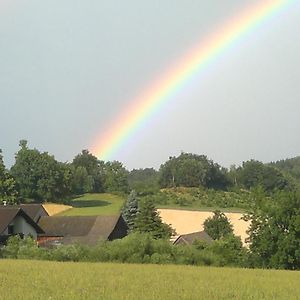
158 209 250 245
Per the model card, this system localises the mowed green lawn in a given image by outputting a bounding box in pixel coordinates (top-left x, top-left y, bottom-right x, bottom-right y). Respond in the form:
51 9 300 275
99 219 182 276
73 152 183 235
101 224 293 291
59 193 125 216
0 260 299 300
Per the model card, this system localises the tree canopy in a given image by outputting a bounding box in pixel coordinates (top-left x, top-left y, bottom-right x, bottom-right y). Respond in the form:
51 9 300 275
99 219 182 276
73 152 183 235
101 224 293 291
128 168 159 195
244 190 300 269
159 153 230 189
0 149 17 204
71 150 104 193
102 161 129 194
10 141 69 202
235 160 290 192
203 210 234 240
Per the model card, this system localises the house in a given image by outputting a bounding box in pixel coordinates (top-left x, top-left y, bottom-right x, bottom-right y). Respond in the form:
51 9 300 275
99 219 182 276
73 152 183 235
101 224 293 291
17 204 49 222
38 214 128 247
0 207 45 245
173 231 213 246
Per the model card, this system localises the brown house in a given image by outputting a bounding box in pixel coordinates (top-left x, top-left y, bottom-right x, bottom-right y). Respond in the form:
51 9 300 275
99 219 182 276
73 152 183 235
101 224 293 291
173 231 213 246
38 214 128 247
0 207 44 245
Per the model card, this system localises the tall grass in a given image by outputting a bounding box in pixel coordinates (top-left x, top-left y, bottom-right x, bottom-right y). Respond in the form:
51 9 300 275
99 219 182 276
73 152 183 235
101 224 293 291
0 260 299 300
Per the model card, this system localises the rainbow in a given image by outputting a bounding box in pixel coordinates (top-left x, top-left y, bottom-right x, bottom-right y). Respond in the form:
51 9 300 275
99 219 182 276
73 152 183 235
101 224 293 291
91 0 294 161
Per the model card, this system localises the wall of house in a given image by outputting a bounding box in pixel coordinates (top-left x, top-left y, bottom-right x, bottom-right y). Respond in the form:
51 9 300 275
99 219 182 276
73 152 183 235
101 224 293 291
13 216 37 239
108 216 128 241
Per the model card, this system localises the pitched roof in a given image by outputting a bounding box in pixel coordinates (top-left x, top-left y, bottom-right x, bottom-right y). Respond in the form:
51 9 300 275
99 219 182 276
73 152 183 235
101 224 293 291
38 215 128 245
0 208 19 234
173 231 213 245
0 207 45 235
18 204 49 221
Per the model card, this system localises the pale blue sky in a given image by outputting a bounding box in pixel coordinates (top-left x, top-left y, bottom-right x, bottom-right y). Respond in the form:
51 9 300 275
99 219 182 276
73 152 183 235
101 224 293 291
1 0 300 169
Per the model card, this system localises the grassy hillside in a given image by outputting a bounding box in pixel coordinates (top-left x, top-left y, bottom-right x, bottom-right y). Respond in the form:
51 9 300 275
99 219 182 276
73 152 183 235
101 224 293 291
142 187 251 212
58 193 125 216
54 189 251 217
0 260 299 300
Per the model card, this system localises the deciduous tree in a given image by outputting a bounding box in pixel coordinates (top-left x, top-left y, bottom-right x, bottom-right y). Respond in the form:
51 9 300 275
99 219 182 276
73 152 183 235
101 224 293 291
244 191 300 269
0 149 18 204
10 140 69 202
203 210 234 240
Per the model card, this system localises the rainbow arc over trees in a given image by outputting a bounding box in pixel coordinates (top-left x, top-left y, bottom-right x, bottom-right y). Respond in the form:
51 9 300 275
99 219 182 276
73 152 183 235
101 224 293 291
91 0 294 161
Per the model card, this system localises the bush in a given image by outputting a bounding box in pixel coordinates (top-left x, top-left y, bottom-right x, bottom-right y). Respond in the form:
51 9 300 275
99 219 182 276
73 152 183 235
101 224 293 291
2 236 43 260
1 233 248 268
208 234 248 266
50 244 88 262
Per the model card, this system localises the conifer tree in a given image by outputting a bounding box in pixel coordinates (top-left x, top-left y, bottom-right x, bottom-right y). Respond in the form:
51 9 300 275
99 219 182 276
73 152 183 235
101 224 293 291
122 190 138 232
134 198 173 239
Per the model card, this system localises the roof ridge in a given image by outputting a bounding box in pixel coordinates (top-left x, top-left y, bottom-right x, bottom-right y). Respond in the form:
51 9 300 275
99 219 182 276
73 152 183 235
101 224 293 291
88 215 120 238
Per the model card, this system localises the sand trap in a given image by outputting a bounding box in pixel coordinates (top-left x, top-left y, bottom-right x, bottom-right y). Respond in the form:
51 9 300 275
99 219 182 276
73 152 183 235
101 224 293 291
43 203 72 216
158 209 250 245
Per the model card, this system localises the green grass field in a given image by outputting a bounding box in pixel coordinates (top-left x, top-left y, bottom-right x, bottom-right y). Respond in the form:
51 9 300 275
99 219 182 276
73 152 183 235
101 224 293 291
57 191 246 217
0 260 299 300
59 193 125 216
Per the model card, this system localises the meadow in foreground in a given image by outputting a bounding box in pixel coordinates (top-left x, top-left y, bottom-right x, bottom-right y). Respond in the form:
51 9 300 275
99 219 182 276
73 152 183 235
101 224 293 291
0 260 299 300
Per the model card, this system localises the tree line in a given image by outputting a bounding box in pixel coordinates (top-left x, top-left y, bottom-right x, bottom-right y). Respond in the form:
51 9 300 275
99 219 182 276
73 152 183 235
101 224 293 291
0 140 129 204
1 141 300 204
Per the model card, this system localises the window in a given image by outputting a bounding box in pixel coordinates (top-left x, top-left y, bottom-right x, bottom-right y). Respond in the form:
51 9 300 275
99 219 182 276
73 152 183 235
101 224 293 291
7 225 14 235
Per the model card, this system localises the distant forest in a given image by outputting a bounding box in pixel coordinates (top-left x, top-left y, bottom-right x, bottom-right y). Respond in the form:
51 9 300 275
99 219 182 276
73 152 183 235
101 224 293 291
0 139 300 205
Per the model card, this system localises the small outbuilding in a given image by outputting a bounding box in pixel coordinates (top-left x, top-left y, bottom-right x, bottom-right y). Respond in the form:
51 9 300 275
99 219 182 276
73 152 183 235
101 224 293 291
38 214 128 247
173 231 213 246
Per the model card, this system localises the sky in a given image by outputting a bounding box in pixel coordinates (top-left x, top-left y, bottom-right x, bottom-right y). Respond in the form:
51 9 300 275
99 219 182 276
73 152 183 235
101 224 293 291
1 0 300 170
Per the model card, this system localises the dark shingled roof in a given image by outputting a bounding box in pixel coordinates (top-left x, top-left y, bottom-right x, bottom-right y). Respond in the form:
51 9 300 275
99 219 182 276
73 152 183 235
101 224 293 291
38 215 128 245
18 204 49 222
173 231 213 245
0 207 45 235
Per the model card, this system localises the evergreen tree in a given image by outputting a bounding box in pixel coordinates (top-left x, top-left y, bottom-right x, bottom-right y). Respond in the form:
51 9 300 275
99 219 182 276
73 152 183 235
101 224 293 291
122 190 138 232
134 198 173 239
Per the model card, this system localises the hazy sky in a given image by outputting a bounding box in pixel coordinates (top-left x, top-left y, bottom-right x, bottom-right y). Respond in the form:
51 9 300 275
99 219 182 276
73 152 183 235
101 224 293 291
1 0 300 170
